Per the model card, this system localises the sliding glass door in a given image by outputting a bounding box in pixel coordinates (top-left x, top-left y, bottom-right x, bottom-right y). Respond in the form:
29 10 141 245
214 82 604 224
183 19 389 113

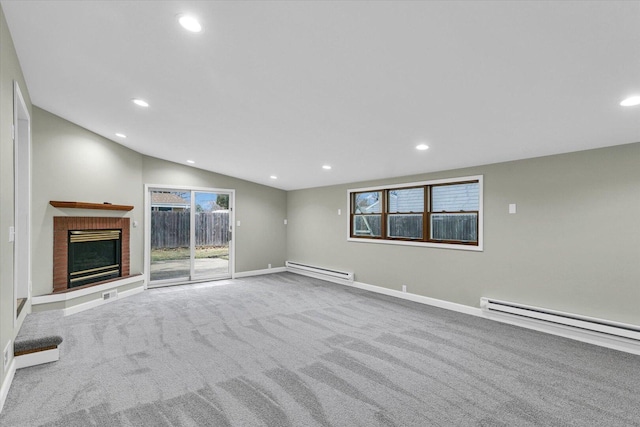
148 187 233 286
193 191 231 279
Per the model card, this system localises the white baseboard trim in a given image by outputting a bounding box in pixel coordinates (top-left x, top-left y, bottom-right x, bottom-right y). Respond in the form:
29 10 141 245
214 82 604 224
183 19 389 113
63 285 145 316
289 270 640 356
234 267 286 278
15 348 59 370
0 359 16 414
347 280 483 317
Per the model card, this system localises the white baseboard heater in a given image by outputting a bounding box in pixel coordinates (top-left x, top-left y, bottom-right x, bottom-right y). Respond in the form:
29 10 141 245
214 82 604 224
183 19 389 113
480 297 640 341
285 261 354 282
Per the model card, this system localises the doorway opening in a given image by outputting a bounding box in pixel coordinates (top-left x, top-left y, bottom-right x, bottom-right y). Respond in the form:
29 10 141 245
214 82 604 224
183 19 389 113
14 81 31 325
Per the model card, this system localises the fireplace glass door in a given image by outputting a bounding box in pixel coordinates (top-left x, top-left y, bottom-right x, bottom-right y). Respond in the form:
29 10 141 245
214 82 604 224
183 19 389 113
149 188 232 285
68 230 122 288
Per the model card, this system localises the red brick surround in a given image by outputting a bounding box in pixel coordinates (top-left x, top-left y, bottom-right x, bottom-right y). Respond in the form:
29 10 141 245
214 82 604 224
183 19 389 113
53 217 130 293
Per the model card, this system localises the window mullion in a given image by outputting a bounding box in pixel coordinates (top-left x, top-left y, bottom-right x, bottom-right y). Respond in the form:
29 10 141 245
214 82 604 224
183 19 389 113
424 185 429 242
381 190 387 239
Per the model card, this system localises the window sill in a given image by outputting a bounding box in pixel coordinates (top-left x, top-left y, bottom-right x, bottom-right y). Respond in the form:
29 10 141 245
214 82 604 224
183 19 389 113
347 237 483 252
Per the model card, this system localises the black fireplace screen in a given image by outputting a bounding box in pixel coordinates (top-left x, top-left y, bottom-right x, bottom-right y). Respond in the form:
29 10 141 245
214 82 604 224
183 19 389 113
68 229 122 288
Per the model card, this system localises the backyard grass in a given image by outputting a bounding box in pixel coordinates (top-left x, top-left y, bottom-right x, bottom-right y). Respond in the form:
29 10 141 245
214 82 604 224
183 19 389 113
151 246 229 262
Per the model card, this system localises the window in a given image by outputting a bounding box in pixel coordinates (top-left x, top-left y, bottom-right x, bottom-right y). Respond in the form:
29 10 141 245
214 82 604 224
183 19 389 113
387 187 424 239
430 182 479 243
348 176 482 250
352 191 382 237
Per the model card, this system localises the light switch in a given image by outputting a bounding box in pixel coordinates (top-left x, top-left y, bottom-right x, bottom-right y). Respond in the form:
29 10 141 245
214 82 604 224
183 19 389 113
509 204 517 214
8 226 15 242
237 221 241 227
284 219 288 225
338 209 341 216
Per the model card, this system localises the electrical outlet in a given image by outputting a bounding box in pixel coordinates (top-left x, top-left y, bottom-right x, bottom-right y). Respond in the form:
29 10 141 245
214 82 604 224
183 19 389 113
268 264 272 269
402 285 407 293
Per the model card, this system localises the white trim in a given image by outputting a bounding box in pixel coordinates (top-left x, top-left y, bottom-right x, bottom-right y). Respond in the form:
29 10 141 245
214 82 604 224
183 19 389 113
32 275 145 305
15 348 59 370
14 301 29 339
346 175 483 252
348 175 483 193
346 237 483 251
0 359 16 414
13 81 32 329
347 280 482 317
297 271 640 356
144 186 150 289
62 285 144 316
234 267 286 278
146 277 229 289
145 184 236 193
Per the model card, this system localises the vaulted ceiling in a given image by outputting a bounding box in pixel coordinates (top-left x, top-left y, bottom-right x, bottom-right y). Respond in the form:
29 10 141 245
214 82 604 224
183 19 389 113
2 1 639 190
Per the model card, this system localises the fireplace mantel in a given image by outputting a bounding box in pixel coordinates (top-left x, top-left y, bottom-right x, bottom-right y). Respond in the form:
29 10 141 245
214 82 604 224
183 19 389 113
50 201 134 211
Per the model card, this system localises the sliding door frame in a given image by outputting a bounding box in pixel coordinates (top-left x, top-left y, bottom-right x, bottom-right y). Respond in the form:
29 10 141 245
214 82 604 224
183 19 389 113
144 184 236 289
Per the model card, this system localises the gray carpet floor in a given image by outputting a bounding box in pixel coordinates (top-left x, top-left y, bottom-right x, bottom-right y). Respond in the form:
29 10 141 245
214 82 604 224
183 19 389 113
1 272 639 426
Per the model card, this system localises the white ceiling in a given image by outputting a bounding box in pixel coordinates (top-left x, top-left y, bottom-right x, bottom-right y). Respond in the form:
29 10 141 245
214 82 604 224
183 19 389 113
2 0 639 190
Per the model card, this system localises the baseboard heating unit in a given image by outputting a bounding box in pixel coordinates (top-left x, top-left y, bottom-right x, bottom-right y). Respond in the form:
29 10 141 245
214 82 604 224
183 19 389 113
285 261 354 283
480 297 640 342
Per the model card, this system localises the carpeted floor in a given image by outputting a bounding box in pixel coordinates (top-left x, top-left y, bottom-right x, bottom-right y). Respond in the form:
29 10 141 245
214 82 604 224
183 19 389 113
1 272 639 426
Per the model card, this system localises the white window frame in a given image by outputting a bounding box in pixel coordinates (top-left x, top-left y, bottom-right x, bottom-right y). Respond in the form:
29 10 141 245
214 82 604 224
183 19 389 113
347 175 483 251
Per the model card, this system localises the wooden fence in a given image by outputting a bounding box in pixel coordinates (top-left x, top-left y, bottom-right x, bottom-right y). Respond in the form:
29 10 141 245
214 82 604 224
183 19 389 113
151 211 230 249
355 214 477 241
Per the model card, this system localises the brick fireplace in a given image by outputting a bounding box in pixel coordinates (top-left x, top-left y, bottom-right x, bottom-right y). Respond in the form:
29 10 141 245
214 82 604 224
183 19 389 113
53 217 130 293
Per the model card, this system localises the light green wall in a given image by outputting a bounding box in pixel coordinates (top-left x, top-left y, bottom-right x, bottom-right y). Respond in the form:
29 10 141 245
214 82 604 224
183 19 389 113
30 108 287 297
0 3 32 389
142 157 287 273
287 142 640 325
32 107 144 296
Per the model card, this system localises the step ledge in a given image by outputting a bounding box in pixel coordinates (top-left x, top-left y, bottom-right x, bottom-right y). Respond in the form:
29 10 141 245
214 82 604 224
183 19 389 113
15 348 60 370
14 336 63 355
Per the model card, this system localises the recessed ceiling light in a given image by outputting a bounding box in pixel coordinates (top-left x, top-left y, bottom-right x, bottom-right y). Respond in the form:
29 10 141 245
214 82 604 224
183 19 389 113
115 133 127 138
186 160 195 164
132 98 149 107
620 95 640 107
322 165 332 170
178 15 202 33
270 175 278 180
416 144 429 151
